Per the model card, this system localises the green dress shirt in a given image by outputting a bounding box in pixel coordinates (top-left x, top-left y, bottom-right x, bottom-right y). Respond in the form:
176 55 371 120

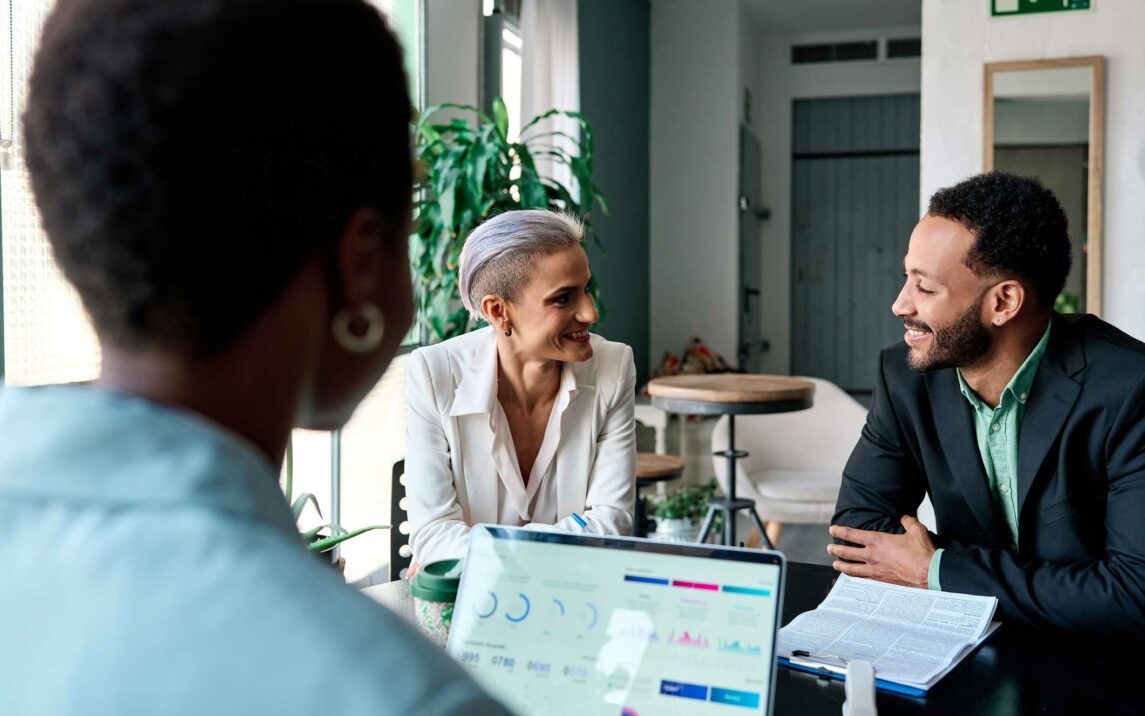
928 323 1052 591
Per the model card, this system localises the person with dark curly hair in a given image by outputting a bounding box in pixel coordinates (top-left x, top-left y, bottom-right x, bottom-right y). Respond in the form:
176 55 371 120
828 171 1145 636
0 0 509 712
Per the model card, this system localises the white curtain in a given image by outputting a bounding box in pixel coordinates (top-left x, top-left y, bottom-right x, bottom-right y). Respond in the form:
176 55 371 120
520 0 579 199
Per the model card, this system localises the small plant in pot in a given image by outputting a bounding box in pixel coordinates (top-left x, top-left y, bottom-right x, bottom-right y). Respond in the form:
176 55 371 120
284 438 388 572
648 479 721 543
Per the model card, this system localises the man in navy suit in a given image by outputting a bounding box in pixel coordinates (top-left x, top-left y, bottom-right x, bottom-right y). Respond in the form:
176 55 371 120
830 172 1145 635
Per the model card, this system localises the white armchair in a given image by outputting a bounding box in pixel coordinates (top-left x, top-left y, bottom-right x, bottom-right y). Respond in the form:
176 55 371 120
712 377 863 544
711 377 938 544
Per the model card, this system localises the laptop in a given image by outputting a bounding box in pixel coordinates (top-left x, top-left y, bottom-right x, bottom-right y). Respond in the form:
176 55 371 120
447 526 786 715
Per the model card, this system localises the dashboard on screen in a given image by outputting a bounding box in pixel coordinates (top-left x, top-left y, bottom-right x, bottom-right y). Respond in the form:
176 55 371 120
447 527 785 716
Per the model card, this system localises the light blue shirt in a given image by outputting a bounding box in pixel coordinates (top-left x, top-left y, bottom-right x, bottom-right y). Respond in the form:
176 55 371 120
0 385 506 715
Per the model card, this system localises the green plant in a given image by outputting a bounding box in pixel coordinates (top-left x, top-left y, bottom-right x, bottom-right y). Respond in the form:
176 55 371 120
410 97 608 343
284 437 388 554
1054 291 1080 314
649 479 720 522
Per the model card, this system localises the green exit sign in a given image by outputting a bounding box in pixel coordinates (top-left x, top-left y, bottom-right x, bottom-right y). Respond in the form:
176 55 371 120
993 0 1091 16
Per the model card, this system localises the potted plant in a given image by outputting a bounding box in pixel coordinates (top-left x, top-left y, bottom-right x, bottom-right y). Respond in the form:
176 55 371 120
410 97 608 343
283 438 388 572
648 479 720 543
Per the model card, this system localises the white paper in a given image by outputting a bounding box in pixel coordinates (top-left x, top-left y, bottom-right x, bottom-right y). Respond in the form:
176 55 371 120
778 575 999 689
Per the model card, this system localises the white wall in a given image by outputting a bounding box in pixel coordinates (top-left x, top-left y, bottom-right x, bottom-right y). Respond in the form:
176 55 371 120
648 0 742 370
921 0 1145 339
751 28 921 374
740 7 761 138
425 0 481 108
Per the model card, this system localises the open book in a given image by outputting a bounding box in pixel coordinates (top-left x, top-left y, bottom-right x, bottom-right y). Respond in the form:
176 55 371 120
777 574 1000 695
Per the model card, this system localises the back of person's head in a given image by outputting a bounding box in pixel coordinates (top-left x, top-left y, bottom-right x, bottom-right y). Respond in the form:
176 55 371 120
928 171 1071 310
25 0 412 355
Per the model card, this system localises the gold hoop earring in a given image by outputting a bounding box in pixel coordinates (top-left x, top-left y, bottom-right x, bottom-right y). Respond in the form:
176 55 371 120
332 302 385 354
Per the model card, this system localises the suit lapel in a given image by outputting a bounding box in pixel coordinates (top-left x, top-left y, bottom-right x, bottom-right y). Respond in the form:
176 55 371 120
1016 315 1084 517
554 388 593 521
456 413 499 523
449 328 501 523
926 369 1005 542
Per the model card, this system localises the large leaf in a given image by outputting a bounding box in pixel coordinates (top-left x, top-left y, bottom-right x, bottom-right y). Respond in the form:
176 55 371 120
308 525 391 553
569 156 597 212
291 493 321 521
419 122 442 145
518 106 565 135
437 174 457 233
302 523 347 541
493 97 510 142
418 102 491 125
542 180 578 213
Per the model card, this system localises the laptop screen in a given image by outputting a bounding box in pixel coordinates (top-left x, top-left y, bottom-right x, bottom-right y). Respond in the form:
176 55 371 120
447 526 785 715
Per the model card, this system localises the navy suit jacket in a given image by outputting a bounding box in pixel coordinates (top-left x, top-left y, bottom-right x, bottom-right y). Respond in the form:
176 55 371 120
834 313 1145 635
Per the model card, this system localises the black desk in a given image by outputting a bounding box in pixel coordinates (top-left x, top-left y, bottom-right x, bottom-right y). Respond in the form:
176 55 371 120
779 563 1141 714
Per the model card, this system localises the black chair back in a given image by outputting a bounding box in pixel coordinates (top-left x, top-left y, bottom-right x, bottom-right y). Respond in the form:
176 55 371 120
389 459 413 582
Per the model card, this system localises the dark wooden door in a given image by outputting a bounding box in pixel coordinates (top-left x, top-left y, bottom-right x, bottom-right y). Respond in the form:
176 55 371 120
791 94 920 395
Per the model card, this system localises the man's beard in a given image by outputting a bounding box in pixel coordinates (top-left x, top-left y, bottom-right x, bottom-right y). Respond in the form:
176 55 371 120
905 295 991 373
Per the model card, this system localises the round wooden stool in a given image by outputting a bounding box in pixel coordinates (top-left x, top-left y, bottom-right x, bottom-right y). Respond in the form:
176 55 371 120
633 452 685 538
647 374 815 548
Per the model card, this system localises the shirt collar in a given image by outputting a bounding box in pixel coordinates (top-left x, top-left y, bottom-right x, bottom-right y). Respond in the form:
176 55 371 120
450 329 500 417
450 328 580 417
0 384 299 541
556 360 580 406
957 321 1052 410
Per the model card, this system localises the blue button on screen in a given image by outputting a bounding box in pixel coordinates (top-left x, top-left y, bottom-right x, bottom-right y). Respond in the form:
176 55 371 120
710 687 761 709
659 680 709 701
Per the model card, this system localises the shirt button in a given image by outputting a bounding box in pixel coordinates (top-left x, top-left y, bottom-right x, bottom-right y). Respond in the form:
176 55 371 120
992 423 1001 432
1019 392 1028 401
999 484 1010 494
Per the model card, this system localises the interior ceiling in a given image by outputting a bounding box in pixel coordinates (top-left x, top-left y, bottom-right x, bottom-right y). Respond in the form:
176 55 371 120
744 0 922 36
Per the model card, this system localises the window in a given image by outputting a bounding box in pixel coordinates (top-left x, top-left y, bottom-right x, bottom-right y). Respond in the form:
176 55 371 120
500 23 523 142
2 0 101 386
482 1 524 140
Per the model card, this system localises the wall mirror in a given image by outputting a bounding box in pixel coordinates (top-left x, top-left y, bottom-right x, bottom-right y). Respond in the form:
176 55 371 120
984 56 1104 315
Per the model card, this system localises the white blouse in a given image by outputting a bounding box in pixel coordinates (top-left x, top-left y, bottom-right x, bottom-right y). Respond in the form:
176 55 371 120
405 327 636 565
486 343 579 524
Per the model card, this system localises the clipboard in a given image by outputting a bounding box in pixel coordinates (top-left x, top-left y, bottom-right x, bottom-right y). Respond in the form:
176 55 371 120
777 656 928 698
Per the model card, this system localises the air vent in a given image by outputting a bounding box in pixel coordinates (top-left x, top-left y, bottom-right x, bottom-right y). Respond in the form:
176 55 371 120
791 44 832 64
792 40 878 65
886 38 922 59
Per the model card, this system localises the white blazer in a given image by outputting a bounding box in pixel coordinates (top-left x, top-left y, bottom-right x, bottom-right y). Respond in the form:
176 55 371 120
405 327 636 565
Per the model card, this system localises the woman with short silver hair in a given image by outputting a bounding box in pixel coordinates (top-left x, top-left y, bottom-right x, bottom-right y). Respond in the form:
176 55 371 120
406 209 636 566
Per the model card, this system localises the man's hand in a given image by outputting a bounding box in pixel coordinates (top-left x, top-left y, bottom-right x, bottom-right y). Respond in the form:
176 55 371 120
827 516 936 589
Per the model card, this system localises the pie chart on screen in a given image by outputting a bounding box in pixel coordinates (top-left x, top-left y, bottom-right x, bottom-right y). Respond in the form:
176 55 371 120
475 591 498 619
505 593 531 623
